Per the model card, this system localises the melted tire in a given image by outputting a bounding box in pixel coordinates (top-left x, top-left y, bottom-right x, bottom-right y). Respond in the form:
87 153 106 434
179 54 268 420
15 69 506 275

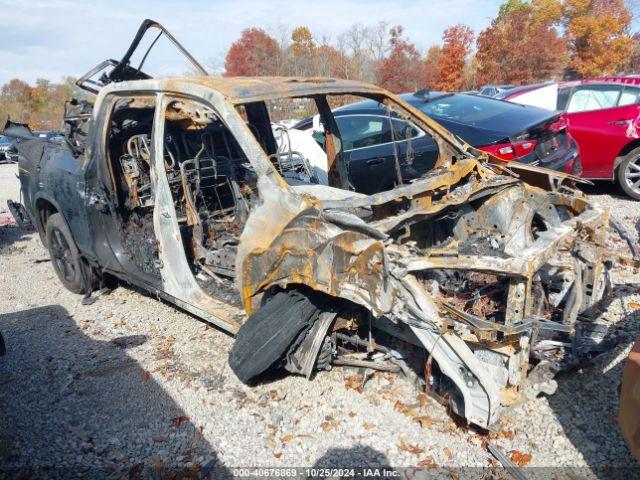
229 289 323 384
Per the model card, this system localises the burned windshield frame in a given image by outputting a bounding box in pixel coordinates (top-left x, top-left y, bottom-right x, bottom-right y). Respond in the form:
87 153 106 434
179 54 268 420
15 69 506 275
75 19 208 95
236 92 447 193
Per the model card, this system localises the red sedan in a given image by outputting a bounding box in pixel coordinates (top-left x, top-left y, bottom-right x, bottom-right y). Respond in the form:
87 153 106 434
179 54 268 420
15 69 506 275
501 77 640 199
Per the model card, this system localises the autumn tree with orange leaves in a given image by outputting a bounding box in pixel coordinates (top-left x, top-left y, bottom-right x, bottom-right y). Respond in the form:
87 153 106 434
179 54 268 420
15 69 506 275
436 24 474 91
0 77 77 129
561 0 633 77
475 3 566 85
290 26 316 76
422 45 442 89
379 26 423 93
224 28 279 76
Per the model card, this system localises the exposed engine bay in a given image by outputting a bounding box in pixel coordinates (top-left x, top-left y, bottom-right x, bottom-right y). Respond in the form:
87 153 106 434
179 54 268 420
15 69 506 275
230 145 632 428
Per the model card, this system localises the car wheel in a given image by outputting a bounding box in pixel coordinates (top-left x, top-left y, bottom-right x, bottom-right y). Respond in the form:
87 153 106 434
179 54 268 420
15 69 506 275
617 148 640 200
46 213 85 294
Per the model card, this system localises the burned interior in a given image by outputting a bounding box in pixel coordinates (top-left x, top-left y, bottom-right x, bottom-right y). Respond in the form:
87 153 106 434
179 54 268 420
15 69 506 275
8 19 638 431
106 96 160 276
162 98 257 305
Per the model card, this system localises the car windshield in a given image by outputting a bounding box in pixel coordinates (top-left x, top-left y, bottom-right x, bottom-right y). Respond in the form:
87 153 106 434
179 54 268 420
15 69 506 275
0 135 14 143
416 94 520 125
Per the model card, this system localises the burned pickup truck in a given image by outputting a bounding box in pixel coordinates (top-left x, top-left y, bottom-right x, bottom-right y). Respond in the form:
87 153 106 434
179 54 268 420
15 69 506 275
7 20 637 429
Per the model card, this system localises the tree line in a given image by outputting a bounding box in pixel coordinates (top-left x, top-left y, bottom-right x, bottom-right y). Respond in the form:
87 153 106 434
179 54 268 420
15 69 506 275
1 0 637 131
225 0 639 93
0 77 79 132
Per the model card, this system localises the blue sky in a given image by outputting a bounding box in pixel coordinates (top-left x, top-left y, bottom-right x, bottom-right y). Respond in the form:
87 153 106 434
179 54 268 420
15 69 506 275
0 0 635 86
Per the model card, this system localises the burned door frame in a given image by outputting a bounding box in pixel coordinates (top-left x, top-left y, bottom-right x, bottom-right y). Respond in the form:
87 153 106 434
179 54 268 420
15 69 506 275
149 92 250 333
84 90 162 289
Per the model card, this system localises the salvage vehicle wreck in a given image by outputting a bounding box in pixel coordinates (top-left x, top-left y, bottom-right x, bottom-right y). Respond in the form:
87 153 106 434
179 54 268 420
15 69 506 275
7 20 638 429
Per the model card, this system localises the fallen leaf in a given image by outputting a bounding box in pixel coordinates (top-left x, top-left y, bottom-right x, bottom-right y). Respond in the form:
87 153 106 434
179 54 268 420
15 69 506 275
413 415 436 428
152 435 166 443
171 415 189 427
266 424 278 447
501 429 515 440
128 462 144 478
363 423 376 430
628 302 640 309
443 447 452 460
393 400 418 417
510 451 532 467
321 420 339 432
417 456 437 468
104 311 113 318
345 374 364 391
142 371 151 382
281 434 294 443
273 452 282 459
417 393 428 408
397 438 424 456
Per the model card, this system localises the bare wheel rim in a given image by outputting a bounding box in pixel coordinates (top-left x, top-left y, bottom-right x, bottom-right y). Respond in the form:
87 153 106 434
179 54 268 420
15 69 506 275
624 155 640 193
50 228 76 283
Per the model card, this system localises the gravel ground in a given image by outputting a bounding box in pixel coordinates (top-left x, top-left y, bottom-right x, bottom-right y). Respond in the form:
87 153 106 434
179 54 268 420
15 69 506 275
0 163 639 478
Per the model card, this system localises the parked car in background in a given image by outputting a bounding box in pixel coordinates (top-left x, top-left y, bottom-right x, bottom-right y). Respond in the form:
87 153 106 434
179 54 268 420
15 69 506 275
502 77 640 199
0 131 63 164
294 91 580 194
0 134 16 163
478 84 514 97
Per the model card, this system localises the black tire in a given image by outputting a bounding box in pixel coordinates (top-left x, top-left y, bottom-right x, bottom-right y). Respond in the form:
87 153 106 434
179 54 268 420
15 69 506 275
617 147 640 200
229 289 324 384
46 213 85 294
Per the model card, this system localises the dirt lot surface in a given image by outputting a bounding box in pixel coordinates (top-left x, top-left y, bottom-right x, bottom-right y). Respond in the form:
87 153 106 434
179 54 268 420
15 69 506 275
0 162 639 478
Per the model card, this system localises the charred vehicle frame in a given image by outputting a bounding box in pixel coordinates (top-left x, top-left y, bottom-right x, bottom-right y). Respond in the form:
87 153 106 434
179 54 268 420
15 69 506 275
7 20 638 430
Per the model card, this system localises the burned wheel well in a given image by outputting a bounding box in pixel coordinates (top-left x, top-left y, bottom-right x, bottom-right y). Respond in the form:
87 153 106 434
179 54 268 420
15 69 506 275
35 198 59 244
